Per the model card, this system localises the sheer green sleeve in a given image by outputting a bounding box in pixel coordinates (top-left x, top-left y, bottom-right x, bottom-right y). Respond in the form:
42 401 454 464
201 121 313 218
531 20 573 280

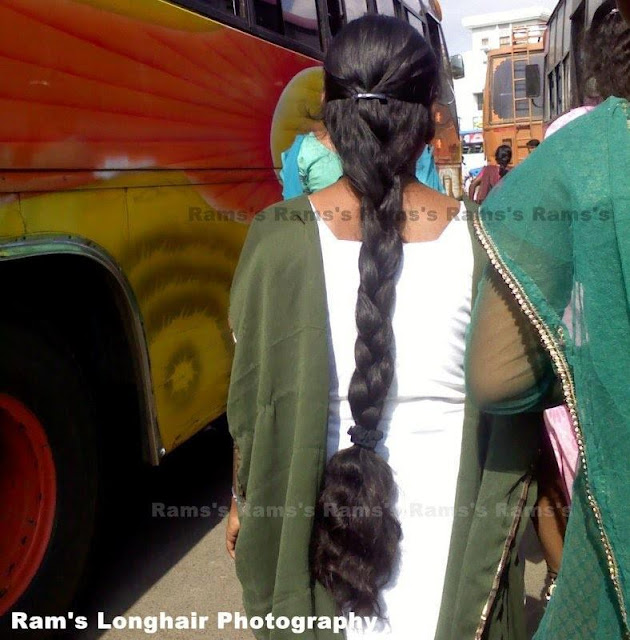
465 129 577 415
466 263 556 414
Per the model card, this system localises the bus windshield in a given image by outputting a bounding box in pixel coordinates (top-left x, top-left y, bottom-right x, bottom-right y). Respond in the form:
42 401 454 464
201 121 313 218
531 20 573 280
489 53 544 124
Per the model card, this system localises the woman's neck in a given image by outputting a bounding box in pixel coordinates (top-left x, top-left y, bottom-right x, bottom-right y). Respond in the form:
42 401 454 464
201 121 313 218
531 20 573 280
308 177 460 243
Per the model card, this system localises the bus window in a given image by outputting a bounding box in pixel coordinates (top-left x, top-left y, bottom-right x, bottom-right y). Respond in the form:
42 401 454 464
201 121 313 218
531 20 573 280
426 13 441 57
427 15 455 106
254 0 283 33
563 1 571 55
530 54 544 118
548 16 557 68
344 0 368 22
556 65 563 114
407 11 424 34
490 57 514 122
376 0 397 17
327 0 344 36
571 2 586 106
549 71 556 116
515 59 528 118
556 2 565 62
281 0 321 49
563 55 571 108
199 0 240 16
513 57 542 119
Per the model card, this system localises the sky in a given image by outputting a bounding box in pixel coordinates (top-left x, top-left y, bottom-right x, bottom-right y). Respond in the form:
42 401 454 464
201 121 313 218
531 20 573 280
440 0 559 54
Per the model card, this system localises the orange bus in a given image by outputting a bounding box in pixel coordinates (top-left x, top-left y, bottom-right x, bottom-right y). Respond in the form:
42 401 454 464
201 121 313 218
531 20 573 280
483 24 546 165
0 0 461 623
489 0 612 150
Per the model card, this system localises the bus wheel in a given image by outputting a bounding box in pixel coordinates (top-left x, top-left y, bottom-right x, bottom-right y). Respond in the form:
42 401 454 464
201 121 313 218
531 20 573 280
0 394 56 616
0 324 97 622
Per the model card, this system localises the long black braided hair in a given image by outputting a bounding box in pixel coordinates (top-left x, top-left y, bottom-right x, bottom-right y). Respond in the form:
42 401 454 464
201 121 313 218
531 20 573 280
310 15 440 617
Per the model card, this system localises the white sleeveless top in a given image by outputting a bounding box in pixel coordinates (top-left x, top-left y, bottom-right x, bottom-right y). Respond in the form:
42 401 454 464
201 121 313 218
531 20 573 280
314 201 474 639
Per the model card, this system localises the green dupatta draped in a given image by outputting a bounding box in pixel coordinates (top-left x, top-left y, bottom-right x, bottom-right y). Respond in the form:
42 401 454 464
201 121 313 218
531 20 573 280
475 97 630 638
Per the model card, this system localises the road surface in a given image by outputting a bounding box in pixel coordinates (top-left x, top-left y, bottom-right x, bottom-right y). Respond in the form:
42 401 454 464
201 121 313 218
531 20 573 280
40 419 545 640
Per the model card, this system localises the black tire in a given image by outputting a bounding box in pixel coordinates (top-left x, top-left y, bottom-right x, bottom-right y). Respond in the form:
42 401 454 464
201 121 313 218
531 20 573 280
0 323 98 638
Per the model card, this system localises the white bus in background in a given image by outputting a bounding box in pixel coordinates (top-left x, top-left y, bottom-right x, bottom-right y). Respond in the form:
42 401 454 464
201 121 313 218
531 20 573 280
461 130 485 191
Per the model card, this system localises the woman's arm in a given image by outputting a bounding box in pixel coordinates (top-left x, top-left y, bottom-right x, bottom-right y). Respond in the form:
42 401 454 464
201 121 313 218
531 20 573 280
226 442 241 559
466 263 557 414
468 171 483 202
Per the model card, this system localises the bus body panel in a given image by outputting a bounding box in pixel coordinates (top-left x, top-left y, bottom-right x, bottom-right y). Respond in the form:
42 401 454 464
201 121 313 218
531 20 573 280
483 123 545 165
0 0 463 454
426 14 463 197
0 0 321 453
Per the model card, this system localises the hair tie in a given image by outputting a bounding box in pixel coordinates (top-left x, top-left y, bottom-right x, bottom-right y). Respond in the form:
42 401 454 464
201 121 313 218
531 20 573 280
348 424 384 450
354 92 389 104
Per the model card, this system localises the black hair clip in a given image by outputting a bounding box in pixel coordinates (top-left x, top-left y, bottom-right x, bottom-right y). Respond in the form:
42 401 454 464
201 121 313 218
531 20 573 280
348 424 384 451
354 92 389 104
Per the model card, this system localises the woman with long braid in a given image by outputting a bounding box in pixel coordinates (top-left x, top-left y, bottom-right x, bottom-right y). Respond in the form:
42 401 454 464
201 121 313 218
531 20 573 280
307 17 468 634
226 15 545 640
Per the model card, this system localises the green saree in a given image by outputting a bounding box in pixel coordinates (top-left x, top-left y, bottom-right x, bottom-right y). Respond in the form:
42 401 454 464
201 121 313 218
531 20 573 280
471 97 630 638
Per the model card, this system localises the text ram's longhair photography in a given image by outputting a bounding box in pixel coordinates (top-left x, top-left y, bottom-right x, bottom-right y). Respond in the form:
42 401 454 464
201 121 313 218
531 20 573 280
11 611 379 635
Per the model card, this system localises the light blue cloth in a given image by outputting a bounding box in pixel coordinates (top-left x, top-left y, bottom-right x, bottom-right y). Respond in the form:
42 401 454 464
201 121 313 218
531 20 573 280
279 132 445 199
416 144 445 194
279 134 306 201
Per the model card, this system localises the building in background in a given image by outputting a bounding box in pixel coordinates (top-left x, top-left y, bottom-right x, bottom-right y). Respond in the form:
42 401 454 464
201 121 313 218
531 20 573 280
454 7 552 135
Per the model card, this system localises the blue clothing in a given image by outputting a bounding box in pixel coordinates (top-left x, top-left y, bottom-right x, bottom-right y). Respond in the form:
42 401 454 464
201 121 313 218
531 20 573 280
415 144 445 194
279 133 445 198
279 134 306 201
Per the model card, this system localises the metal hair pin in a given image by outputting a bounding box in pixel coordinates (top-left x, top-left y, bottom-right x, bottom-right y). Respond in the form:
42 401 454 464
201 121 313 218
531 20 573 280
354 92 389 104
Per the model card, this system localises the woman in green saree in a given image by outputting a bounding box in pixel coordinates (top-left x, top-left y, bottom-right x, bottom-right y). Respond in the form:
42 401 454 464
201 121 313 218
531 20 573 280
466 3 630 636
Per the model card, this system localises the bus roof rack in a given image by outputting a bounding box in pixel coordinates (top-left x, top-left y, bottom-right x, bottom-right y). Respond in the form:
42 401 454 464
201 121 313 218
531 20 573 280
510 24 547 46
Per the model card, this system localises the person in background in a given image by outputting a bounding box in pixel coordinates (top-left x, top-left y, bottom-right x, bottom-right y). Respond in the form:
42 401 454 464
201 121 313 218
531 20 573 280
467 144 512 204
526 139 540 153
279 124 446 199
545 101 598 139
465 0 630 637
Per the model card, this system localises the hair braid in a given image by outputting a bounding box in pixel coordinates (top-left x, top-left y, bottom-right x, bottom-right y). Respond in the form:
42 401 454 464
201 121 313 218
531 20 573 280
310 15 439 617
